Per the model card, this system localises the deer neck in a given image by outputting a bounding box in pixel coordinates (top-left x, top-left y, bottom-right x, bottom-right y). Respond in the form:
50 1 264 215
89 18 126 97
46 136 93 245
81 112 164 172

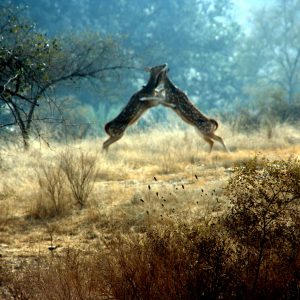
164 75 177 92
143 74 158 93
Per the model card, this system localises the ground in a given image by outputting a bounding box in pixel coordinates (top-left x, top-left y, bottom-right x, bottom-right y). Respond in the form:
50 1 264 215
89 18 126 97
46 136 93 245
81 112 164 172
0 124 300 297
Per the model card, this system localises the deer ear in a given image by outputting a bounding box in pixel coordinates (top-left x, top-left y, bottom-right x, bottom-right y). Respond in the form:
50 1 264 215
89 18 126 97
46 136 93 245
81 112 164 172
144 67 151 72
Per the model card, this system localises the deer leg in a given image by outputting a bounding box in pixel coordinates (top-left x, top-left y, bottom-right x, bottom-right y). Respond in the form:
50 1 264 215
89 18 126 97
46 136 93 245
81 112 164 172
202 136 214 153
209 133 229 153
161 101 176 108
155 88 165 97
140 96 165 102
102 133 124 151
140 96 176 108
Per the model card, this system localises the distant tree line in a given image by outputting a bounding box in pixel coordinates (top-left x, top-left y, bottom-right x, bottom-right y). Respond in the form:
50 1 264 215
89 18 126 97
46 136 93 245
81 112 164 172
8 0 243 108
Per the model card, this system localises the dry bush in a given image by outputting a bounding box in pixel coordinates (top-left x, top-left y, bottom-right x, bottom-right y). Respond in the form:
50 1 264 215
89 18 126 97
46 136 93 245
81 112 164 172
7 202 300 300
224 156 300 299
60 150 98 209
31 163 70 219
4 151 300 299
0 204 12 232
0 184 14 230
99 225 237 300
7 224 238 300
228 108 262 133
29 150 98 218
7 249 106 300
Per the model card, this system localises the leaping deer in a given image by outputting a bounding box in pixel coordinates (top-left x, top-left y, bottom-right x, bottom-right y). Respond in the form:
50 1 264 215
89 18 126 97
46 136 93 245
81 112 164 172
148 69 229 153
103 64 174 151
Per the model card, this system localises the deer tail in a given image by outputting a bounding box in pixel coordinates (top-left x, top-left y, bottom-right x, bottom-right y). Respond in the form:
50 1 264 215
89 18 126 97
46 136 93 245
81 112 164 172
210 119 219 131
104 122 110 135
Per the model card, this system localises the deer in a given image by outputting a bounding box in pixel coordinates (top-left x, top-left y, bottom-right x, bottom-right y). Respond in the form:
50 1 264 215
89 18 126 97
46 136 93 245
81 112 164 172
103 63 174 151
145 68 229 153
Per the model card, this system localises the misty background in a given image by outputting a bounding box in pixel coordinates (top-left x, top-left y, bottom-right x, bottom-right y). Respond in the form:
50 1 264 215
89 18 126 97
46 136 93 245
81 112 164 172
1 0 300 146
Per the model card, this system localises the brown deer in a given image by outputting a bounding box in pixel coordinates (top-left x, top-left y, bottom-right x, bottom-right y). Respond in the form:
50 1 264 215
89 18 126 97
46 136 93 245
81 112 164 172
103 64 174 151
153 69 229 153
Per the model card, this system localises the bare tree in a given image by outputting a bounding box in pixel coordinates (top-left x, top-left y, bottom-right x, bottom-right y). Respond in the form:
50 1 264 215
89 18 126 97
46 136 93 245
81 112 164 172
251 0 300 103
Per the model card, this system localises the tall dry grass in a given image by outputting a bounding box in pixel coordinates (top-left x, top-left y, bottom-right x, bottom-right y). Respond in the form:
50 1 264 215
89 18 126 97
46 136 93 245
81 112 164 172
0 124 300 299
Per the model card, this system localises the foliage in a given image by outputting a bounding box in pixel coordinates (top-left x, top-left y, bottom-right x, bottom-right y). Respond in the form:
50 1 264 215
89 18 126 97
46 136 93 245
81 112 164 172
3 0 300 129
38 96 99 141
223 89 300 134
225 156 300 297
239 0 300 104
0 6 127 148
8 0 242 110
255 90 300 123
225 155 300 244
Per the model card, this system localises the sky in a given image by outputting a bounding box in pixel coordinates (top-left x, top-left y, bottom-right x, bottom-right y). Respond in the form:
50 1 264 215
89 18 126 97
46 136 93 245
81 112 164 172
232 0 275 30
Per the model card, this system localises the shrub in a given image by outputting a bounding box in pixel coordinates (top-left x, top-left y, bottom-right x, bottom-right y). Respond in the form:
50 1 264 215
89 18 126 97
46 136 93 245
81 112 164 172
7 249 106 300
60 151 98 209
0 203 11 232
224 156 300 298
99 224 238 300
32 163 70 219
225 91 300 135
7 224 239 300
7 156 300 300
30 150 98 218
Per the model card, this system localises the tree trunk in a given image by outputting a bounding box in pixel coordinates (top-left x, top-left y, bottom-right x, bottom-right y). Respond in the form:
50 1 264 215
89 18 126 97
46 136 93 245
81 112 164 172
4 96 30 150
20 127 30 150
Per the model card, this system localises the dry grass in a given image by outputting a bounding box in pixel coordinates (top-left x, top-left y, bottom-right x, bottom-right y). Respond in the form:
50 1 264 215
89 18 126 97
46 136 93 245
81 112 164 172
0 124 300 299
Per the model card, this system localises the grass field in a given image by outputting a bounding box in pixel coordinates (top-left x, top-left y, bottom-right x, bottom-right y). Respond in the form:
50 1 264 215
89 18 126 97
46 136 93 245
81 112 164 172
0 124 300 299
